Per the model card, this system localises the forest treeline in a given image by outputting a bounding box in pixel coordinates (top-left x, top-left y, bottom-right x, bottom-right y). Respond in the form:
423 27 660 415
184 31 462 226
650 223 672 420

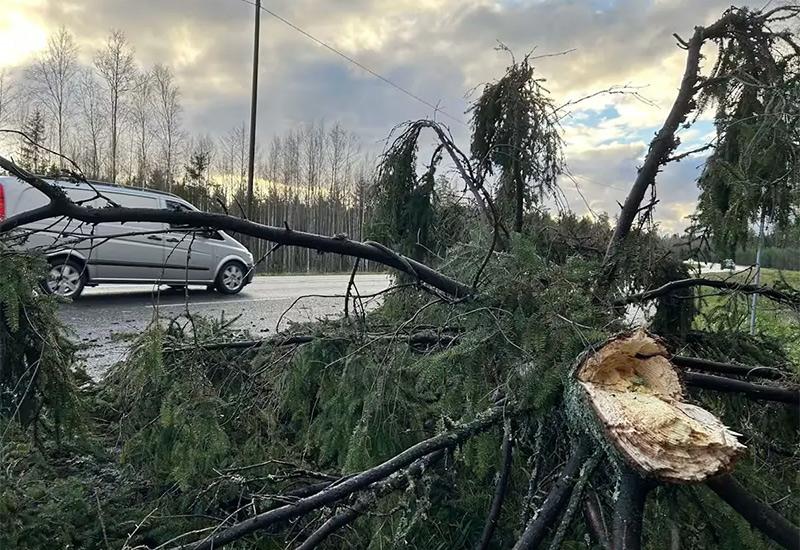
0 27 384 273
1 26 797 273
666 224 800 271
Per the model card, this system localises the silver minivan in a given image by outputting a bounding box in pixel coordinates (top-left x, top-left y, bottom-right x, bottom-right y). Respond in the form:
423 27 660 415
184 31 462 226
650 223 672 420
0 176 255 299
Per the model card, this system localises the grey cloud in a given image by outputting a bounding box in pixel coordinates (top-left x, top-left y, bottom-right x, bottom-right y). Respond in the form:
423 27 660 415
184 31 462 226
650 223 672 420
29 0 754 229
563 142 705 232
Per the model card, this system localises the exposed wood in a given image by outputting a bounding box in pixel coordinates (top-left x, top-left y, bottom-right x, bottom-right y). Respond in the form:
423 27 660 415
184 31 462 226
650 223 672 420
512 438 591 550
683 371 800 407
707 474 800 550
577 329 744 482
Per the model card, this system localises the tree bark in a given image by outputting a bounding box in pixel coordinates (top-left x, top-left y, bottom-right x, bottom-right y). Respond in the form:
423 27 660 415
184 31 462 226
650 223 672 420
671 355 788 381
182 405 509 549
512 438 591 550
583 489 610 550
707 475 800 550
683 372 800 407
476 420 514 550
612 470 654 550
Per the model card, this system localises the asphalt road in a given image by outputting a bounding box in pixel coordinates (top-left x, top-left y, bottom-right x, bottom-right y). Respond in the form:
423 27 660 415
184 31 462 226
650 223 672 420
60 263 752 378
59 273 391 378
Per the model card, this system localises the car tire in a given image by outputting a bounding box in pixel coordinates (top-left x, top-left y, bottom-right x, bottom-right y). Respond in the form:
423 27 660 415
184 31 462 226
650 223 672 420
215 261 246 295
43 258 87 299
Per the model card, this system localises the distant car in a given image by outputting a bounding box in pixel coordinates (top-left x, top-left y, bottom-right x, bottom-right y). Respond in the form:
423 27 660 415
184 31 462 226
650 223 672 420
0 176 255 299
721 259 736 270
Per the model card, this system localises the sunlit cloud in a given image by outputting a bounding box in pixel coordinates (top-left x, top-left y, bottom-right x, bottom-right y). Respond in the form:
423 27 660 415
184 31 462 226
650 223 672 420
0 3 48 68
0 0 768 232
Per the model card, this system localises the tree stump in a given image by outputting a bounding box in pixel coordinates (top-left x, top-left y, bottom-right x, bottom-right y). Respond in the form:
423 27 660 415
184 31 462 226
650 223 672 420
576 328 744 482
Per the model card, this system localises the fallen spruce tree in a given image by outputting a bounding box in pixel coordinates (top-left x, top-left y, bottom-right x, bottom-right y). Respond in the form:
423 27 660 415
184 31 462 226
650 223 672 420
1 4 799 550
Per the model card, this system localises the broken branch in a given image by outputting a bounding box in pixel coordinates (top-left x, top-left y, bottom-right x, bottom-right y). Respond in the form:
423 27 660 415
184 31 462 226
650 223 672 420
614 278 800 308
0 155 473 299
576 330 744 482
682 372 800 407
180 404 511 549
476 419 514 550
512 438 592 550
706 474 800 550
601 21 708 283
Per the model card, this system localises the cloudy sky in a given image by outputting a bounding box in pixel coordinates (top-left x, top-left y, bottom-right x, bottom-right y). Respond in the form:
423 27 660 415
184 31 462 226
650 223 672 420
0 0 773 233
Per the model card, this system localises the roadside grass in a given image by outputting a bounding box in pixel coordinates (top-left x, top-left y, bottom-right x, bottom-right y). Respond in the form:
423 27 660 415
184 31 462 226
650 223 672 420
694 267 800 365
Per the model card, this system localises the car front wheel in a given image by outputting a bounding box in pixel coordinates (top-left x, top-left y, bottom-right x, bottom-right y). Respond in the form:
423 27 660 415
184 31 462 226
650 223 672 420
44 259 87 299
215 261 246 295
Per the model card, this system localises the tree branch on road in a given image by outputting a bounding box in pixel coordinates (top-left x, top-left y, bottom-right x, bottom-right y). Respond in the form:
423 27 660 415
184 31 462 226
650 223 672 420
0 155 473 300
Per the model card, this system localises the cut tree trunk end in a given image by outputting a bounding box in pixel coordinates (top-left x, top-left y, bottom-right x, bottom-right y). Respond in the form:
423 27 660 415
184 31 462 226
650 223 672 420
576 328 744 482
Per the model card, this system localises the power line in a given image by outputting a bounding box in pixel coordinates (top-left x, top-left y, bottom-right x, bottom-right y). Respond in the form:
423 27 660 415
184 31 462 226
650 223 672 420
232 0 466 126
566 170 627 192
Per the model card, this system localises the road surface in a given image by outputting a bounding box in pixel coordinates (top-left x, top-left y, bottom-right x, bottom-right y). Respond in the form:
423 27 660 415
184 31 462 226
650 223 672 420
59 273 391 378
683 260 750 273
61 263 754 378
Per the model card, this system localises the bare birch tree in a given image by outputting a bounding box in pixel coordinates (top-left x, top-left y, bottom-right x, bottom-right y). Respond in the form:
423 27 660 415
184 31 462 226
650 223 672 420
77 69 106 179
94 30 136 182
152 63 182 190
27 26 78 165
0 68 16 129
130 70 154 186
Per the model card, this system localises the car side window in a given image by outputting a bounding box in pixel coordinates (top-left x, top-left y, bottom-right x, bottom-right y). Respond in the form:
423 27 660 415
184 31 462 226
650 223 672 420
106 192 162 230
64 187 107 208
60 187 162 231
165 200 192 230
165 199 222 239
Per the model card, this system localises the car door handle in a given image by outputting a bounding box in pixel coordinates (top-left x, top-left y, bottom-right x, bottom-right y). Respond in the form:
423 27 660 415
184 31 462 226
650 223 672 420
147 235 162 241
165 237 181 243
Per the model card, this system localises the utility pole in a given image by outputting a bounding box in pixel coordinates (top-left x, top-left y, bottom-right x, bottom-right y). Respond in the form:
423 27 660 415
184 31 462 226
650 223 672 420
246 0 261 220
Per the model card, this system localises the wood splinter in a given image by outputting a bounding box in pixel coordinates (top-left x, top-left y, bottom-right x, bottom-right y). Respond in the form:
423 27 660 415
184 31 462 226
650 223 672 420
576 328 744 483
